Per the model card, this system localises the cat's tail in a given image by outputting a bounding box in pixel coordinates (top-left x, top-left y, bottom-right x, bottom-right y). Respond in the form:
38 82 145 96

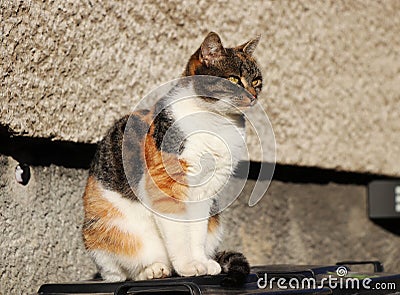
215 251 250 287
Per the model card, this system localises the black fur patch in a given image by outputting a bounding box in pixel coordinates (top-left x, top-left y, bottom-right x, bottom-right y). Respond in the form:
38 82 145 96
89 114 149 200
209 199 220 216
215 251 250 287
152 101 185 155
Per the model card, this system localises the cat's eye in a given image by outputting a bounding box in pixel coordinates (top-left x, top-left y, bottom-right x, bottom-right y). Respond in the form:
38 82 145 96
228 76 239 84
252 79 262 87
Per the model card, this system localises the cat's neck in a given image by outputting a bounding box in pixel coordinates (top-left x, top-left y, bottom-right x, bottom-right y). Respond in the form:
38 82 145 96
157 82 245 131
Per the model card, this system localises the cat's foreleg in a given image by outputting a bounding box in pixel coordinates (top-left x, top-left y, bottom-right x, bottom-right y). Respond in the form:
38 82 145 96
190 219 222 275
187 201 222 275
155 216 208 276
155 214 221 276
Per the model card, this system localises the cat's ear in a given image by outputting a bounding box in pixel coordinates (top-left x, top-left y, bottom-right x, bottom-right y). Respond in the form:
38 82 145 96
200 32 226 66
236 36 260 56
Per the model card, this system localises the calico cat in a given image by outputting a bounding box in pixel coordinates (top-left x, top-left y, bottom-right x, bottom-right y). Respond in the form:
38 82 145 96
82 32 262 286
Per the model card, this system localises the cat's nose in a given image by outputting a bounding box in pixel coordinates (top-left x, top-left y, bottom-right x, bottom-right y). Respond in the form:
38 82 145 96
247 88 257 99
247 88 257 105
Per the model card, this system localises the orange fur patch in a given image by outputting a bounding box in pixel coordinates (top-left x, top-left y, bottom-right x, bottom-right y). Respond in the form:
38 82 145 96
83 176 122 221
188 57 202 76
82 176 142 256
144 125 188 214
84 222 142 257
207 215 220 233
183 49 203 76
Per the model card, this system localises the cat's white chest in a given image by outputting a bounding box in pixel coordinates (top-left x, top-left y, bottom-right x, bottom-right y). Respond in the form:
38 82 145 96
181 127 244 200
178 113 246 201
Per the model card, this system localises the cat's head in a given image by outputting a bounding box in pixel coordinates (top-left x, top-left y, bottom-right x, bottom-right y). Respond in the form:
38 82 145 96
184 32 262 114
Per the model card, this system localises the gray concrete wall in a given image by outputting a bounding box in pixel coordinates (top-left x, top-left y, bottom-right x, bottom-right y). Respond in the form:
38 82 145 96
1 155 400 294
2 0 400 176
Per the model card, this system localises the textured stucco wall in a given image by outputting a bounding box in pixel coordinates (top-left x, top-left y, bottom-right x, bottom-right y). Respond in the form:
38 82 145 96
2 0 400 176
1 155 400 294
1 1 400 294
0 157 95 294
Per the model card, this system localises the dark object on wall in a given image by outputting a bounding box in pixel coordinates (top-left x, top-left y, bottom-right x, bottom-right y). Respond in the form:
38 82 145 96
15 163 30 185
369 180 400 235
337 260 384 273
37 261 399 294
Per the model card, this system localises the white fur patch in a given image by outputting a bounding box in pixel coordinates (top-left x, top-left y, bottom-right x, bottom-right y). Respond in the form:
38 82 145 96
170 84 246 202
95 184 170 278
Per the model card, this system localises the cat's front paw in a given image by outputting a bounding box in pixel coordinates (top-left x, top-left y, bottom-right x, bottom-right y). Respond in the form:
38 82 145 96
206 259 221 275
136 262 171 280
175 260 207 277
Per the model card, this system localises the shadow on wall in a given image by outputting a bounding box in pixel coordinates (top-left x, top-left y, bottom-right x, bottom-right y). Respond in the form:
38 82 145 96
0 124 96 169
2 124 399 236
